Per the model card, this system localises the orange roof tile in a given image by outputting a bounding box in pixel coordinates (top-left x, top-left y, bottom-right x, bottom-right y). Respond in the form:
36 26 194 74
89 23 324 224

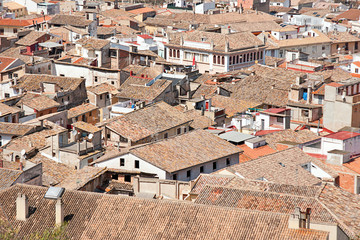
128 7 155 15
344 55 353 60
0 19 32 27
0 57 16 72
327 82 343 87
238 144 276 160
343 157 360 175
312 85 325 95
352 61 360 68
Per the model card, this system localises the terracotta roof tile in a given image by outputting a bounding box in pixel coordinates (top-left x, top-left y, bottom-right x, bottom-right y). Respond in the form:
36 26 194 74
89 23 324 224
68 103 98 119
106 102 191 142
129 129 241 173
228 147 337 186
0 184 329 239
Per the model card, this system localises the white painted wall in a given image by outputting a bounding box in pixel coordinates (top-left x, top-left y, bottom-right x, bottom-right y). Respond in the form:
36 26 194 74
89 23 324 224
95 153 167 179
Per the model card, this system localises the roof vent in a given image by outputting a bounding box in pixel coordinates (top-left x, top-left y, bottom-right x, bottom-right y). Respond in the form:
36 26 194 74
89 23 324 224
279 162 285 167
44 187 65 200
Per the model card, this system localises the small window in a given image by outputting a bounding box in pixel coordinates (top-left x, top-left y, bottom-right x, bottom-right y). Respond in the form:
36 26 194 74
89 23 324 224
164 133 168 139
89 111 92 116
213 162 217 170
226 158 230 166
94 76 98 82
4 93 10 98
277 116 283 123
38 68 41 73
111 81 115 85
120 158 125 166
187 170 191 178
135 160 139 169
184 128 187 133
124 175 131 182
4 116 8 122
48 65 51 70
60 74 65 77
177 128 181 135
13 28 17 33
173 174 177 180
8 73 12 79
100 95 103 100
200 166 204 173
356 68 359 74
112 174 118 180
106 94 109 99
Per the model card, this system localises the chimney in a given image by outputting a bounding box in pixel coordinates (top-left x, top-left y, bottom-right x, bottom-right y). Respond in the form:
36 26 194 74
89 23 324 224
225 39 229 52
307 84 312 104
77 141 80 155
288 207 311 229
16 193 29 221
55 199 64 226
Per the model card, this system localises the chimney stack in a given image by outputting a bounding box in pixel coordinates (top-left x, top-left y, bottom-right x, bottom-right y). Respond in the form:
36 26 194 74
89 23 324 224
16 193 28 221
288 207 311 229
55 199 64 226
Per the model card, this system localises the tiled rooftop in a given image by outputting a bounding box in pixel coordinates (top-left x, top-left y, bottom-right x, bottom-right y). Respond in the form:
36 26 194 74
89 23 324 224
0 184 329 239
129 129 241 173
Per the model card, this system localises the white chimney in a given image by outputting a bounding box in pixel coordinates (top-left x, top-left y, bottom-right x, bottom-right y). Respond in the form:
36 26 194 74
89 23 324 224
16 193 28 221
55 199 64 226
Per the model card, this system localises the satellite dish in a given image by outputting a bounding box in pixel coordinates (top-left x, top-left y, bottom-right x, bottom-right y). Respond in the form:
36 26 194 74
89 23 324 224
88 133 94 140
20 149 26 156
71 130 78 136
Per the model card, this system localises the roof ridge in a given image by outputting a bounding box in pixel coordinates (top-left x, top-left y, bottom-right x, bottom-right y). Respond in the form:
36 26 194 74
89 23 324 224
202 183 319 200
314 191 355 238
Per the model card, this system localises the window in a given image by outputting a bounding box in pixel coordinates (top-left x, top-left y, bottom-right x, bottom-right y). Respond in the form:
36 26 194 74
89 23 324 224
106 94 110 99
60 74 65 77
124 175 131 182
100 95 103 100
13 28 17 34
134 160 139 169
89 111 92 116
164 133 168 139
356 42 359 50
187 170 191 178
200 166 204 173
356 68 359 74
111 81 115 85
277 116 282 123
8 73 12 79
226 158 230 166
177 128 181 135
0 28 4 35
213 162 217 170
38 68 41 73
4 93 10 98
301 109 309 117
120 158 125 166
94 76 98 82
173 174 177 180
48 65 51 70
112 174 118 180
4 116 8 122
184 127 187 133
